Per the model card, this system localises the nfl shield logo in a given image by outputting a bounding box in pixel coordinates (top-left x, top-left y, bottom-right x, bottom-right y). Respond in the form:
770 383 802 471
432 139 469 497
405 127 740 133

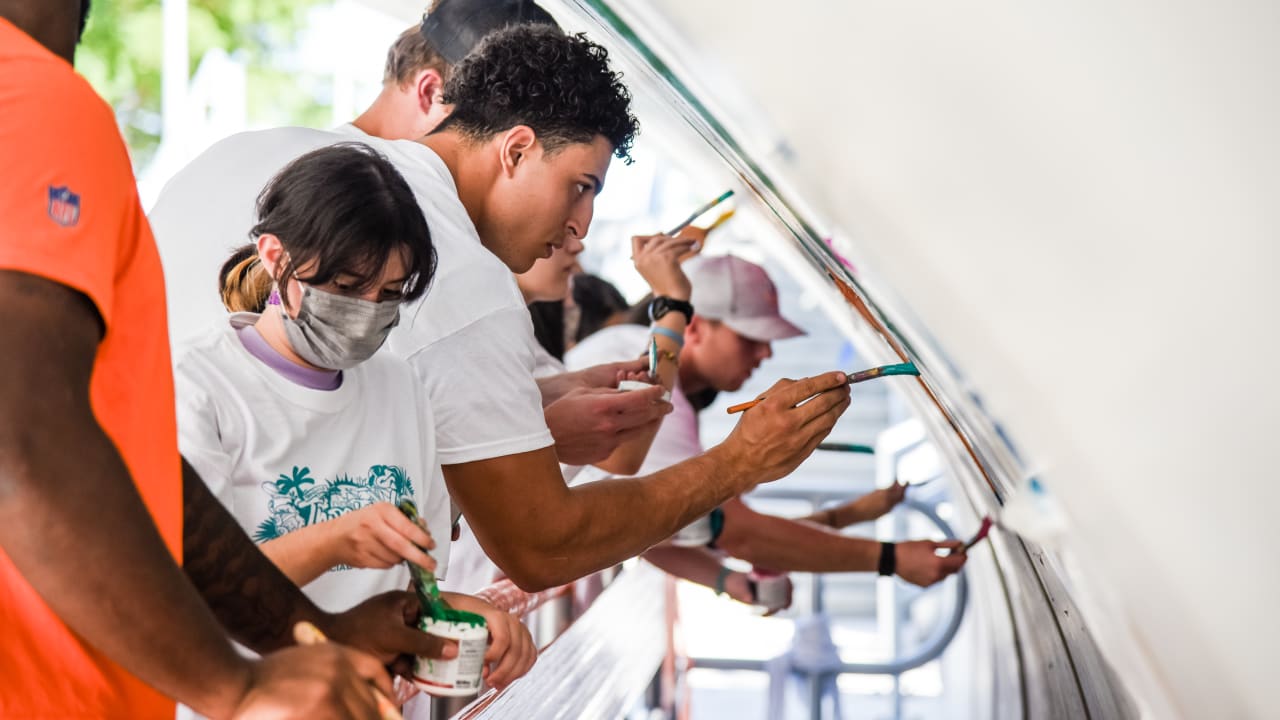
47 186 81 227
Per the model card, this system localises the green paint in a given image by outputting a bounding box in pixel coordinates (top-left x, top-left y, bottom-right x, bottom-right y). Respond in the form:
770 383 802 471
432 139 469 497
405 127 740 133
424 608 487 629
816 442 876 455
877 362 920 378
396 500 454 619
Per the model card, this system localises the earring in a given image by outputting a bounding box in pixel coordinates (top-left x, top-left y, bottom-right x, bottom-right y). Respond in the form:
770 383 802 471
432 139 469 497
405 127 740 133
268 288 281 306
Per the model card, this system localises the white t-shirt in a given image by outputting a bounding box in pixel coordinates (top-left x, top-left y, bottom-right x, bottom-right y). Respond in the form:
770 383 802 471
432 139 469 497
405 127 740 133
174 314 452 610
149 127 554 469
566 324 704 481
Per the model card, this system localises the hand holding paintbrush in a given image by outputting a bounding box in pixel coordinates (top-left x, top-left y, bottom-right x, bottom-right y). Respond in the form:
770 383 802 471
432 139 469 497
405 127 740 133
717 371 852 482
294 621 405 720
726 362 920 414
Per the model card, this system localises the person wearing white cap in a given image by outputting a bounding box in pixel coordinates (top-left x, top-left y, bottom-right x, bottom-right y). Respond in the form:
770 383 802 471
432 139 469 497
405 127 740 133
567 255 968 594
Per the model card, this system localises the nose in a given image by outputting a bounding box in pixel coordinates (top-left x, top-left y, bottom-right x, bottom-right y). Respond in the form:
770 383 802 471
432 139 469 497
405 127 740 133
757 341 773 362
566 200 595 244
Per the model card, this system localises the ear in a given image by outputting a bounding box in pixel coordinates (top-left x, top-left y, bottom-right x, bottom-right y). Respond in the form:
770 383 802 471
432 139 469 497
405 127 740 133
498 125 539 177
684 314 709 346
414 68 445 115
256 233 285 282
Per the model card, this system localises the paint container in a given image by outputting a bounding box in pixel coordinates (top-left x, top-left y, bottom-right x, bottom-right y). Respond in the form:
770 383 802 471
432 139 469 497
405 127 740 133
413 611 488 697
670 514 714 547
618 379 672 403
749 569 789 612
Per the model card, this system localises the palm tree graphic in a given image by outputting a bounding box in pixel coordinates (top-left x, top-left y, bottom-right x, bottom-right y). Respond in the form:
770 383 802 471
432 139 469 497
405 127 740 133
275 466 317 523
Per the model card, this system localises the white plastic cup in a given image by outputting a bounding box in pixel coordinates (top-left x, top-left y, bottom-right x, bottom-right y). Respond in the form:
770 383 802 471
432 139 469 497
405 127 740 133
750 569 789 612
618 379 672 403
413 613 489 697
670 514 714 547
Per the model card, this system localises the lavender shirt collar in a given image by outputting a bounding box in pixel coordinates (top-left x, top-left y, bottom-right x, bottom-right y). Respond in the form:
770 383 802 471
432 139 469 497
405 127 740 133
236 323 342 391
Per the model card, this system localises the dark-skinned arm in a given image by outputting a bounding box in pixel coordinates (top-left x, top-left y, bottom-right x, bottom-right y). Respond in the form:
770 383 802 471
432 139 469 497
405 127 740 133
0 271 446 719
0 271 252 717
444 371 852 591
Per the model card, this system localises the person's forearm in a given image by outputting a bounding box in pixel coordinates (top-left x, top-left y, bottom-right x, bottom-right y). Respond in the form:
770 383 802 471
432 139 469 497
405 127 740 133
259 520 344 587
0 432 250 718
642 546 723 589
798 498 872 529
182 460 330 652
591 421 661 476
448 444 753 591
717 500 880 572
593 313 686 475
536 373 577 406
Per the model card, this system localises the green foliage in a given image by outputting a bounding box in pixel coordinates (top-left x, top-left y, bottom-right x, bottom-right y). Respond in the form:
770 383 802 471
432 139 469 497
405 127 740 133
76 0 327 167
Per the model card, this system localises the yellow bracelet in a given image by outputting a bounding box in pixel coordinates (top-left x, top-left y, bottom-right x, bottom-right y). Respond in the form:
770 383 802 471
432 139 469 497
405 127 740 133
656 348 679 367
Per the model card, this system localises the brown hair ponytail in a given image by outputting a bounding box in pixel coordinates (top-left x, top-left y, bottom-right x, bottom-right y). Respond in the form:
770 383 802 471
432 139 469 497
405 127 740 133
218 244 273 313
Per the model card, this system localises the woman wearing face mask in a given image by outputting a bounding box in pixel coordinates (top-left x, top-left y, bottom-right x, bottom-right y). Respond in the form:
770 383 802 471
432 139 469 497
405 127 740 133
173 144 536 703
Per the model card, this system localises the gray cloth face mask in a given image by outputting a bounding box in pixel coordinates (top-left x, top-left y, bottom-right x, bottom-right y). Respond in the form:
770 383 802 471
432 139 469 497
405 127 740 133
281 284 401 370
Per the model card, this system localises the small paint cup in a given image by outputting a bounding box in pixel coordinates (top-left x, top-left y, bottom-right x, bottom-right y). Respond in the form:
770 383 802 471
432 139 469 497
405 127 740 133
413 611 489 697
618 379 672 403
670 514 714 547
749 569 789 612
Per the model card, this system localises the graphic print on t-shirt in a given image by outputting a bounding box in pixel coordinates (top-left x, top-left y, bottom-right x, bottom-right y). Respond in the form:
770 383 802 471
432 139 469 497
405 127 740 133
254 464 414 548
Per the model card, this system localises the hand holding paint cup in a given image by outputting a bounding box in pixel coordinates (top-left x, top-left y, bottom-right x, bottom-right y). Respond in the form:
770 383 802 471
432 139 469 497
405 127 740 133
413 610 489 696
617 376 671 403
748 569 791 613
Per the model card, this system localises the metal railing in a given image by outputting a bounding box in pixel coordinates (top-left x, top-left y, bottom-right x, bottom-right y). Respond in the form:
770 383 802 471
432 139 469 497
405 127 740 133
431 564 670 719
689 497 967 720
687 431 967 720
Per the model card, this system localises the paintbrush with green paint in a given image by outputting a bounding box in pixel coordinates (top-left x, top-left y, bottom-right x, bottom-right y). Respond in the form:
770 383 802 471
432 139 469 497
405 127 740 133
726 361 920 414
396 499 453 617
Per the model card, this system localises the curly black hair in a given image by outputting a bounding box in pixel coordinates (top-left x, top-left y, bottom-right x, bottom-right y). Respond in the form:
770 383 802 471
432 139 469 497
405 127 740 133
437 24 639 163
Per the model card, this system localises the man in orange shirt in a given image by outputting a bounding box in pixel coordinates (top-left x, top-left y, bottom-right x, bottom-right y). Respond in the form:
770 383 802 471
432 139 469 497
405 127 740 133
0 2 448 717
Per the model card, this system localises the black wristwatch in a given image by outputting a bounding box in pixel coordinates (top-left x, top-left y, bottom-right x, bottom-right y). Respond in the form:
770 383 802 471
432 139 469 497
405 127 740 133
877 541 896 577
649 296 693 323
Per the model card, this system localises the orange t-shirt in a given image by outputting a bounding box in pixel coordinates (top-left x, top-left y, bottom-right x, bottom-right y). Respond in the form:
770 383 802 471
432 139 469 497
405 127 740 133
0 18 182 719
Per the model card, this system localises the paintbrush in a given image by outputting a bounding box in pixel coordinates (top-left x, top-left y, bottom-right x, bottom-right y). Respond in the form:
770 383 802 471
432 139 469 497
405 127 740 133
395 500 452 617
648 336 659 378
665 189 734 236
726 362 920 414
294 621 404 720
948 515 994 556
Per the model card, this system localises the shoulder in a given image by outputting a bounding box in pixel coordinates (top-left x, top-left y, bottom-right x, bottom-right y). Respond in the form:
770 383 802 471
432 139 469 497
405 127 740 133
173 321 245 383
355 349 421 388
393 262 528 357
155 127 342 199
1 49 128 183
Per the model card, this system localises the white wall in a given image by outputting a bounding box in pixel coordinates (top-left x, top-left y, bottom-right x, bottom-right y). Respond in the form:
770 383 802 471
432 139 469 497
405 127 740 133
623 1 1280 717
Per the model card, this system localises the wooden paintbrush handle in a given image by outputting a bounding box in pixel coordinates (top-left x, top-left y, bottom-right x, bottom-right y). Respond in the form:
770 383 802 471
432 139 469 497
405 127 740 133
293 622 404 720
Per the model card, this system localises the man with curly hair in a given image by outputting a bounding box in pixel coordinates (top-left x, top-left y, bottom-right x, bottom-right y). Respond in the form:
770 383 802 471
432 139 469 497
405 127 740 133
152 23 852 596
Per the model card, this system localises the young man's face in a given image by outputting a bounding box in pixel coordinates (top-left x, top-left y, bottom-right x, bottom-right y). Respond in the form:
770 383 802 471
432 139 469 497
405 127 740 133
692 319 774 392
486 134 613 273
